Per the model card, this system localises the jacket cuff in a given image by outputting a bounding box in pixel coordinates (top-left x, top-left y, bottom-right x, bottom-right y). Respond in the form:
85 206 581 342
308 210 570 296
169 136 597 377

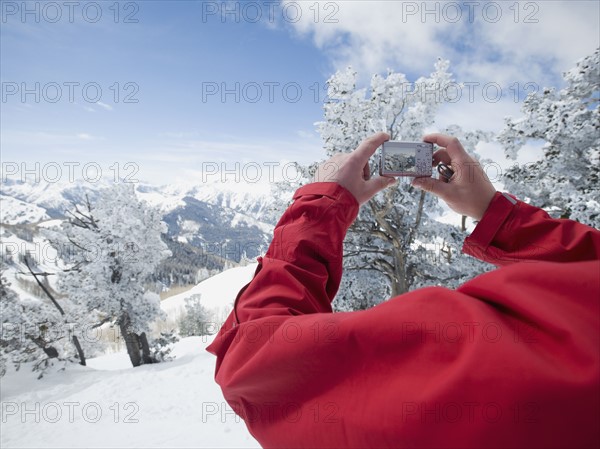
463 192 518 256
292 182 360 224
293 182 357 202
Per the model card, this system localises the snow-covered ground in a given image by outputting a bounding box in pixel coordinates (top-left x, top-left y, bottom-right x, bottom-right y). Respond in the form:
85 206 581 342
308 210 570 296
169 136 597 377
161 263 257 324
0 266 261 448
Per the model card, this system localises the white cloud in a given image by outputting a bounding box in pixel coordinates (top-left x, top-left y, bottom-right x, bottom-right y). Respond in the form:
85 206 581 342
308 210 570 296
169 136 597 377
295 129 319 139
285 0 599 88
2 130 85 145
157 131 200 139
287 1 454 77
96 101 114 111
131 135 325 184
1 130 104 155
435 95 523 133
144 136 323 165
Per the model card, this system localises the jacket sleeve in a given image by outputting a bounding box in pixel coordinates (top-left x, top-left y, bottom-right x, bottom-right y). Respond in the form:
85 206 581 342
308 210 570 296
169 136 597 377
232 181 358 323
206 184 600 449
205 182 361 433
463 191 600 266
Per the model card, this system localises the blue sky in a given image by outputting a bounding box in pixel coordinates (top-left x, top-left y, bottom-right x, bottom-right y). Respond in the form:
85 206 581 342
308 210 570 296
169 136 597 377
1 1 599 185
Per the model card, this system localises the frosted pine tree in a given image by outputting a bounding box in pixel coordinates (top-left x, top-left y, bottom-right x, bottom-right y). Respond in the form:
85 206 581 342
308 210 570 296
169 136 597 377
0 270 65 377
54 184 171 367
498 49 600 227
178 293 215 337
316 60 491 310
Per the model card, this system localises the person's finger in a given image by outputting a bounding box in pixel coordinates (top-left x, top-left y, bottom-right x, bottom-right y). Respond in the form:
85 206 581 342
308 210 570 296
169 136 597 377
423 133 470 163
362 161 370 180
432 148 451 166
364 175 396 199
351 132 390 167
432 149 457 183
411 175 451 199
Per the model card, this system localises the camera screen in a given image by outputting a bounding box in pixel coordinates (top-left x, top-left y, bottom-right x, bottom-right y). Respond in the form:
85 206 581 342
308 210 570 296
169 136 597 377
382 142 418 173
380 141 433 177
384 150 416 173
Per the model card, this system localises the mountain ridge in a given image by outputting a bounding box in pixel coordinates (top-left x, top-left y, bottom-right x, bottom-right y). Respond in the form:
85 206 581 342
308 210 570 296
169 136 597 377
0 178 289 295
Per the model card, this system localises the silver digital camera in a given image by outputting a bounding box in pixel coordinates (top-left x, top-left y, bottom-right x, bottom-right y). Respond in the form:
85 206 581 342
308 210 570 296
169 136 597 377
379 141 434 178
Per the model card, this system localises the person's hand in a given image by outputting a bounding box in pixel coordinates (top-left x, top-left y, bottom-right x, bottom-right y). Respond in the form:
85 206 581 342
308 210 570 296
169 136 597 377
412 134 496 220
312 132 397 205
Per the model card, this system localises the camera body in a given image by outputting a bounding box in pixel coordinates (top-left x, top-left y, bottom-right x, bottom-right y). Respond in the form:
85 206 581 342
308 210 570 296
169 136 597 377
379 141 433 178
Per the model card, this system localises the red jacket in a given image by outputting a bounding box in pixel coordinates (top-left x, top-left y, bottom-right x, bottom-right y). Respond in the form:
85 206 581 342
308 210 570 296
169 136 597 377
207 182 600 448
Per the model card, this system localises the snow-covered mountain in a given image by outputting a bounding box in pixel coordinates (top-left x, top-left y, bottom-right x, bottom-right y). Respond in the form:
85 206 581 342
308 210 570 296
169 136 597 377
1 178 104 219
1 178 288 290
1 177 283 225
0 194 50 225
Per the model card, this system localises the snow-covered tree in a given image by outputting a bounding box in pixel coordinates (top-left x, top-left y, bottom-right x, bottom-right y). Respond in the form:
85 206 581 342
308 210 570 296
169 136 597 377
53 184 171 367
498 49 600 227
315 60 491 309
178 293 214 337
148 331 179 363
0 269 64 377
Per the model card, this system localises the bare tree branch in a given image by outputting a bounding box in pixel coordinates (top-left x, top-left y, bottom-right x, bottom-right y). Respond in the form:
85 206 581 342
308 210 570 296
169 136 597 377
17 270 56 277
91 316 112 329
23 257 87 366
24 257 65 316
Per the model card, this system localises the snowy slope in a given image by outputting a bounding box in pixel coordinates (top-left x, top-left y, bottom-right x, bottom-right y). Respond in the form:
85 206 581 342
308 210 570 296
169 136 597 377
161 263 257 324
0 265 262 448
0 338 260 448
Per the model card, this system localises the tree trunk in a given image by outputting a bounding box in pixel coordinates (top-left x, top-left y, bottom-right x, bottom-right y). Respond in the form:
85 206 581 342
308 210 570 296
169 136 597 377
72 336 86 366
139 332 154 364
31 336 59 359
119 313 142 367
375 189 426 298
390 246 407 296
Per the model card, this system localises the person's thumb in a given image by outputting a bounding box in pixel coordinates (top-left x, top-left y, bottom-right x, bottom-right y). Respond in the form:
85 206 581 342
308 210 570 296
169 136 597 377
411 176 448 199
363 176 397 201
